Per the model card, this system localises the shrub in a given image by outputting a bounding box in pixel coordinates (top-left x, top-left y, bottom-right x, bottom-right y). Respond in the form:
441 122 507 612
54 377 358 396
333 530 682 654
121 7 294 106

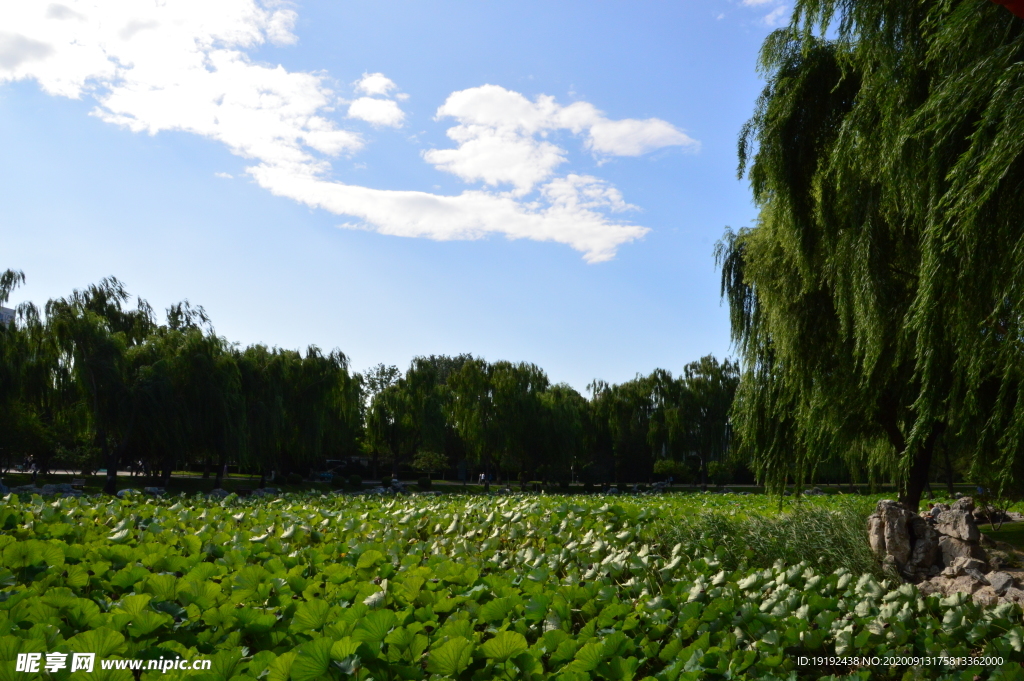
331 475 346 489
348 474 363 490
417 477 432 490
286 472 303 485
707 460 733 487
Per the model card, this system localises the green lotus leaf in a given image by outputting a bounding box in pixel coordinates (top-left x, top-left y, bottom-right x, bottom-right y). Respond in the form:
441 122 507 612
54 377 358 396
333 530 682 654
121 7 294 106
290 599 330 632
289 637 333 681
480 630 528 662
425 636 473 675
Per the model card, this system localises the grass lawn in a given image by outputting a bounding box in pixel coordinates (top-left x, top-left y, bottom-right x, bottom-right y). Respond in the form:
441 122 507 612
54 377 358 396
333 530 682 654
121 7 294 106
986 520 1024 549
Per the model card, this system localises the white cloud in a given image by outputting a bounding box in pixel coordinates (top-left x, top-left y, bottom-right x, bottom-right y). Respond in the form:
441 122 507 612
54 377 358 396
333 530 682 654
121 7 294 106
215 172 233 179
249 164 647 263
355 72 397 97
763 5 789 26
742 0 776 5
423 126 566 196
0 1 684 262
425 84 697 196
347 97 405 127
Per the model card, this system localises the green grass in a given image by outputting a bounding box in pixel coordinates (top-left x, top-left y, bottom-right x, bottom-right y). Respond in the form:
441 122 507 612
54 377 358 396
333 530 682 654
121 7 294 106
648 496 883 577
985 521 1024 549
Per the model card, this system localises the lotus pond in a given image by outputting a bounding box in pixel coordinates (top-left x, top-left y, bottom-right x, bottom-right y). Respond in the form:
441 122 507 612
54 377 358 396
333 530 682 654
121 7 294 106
0 491 1022 681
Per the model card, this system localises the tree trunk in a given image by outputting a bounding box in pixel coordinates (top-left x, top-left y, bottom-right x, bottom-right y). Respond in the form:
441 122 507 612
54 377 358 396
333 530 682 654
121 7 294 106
161 460 173 487
214 454 225 489
259 471 266 488
699 454 708 492
942 441 955 496
103 458 118 494
896 425 942 513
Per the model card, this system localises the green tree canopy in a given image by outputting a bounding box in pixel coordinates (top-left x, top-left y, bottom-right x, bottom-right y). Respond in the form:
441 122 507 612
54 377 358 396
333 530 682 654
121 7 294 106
719 0 1024 510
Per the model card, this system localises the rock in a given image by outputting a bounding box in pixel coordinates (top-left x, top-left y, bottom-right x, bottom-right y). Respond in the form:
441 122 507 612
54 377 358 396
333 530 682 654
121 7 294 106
116 488 139 498
806 487 825 495
986 571 1015 595
904 515 940 579
980 533 997 548
973 586 1000 606
867 500 913 567
938 535 988 567
607 487 620 495
917 576 952 597
948 573 988 595
867 515 886 555
208 488 230 499
0 479 8 495
935 508 980 543
721 487 735 494
1001 587 1024 605
143 487 165 496
61 490 84 498
952 496 975 513
941 556 986 577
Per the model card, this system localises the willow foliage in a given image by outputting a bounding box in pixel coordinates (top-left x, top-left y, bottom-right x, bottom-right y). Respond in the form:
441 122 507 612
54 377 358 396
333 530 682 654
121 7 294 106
722 0 1024 508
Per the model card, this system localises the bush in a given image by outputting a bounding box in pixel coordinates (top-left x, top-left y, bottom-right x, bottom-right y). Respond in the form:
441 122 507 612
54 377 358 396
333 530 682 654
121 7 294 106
331 475 346 489
707 460 733 487
583 481 594 493
348 474 363 490
286 472 303 485
417 477 432 490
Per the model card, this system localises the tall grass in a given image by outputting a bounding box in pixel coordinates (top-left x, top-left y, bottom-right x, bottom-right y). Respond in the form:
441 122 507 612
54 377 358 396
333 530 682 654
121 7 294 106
649 497 883 577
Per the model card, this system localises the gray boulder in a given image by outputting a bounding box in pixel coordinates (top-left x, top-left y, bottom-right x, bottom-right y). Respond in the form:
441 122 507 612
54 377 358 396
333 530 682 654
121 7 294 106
986 571 1016 596
867 499 913 567
143 487 165 496
116 488 139 498
252 487 279 497
952 496 975 513
904 515 939 580
935 508 980 543
938 535 988 567
941 556 987 577
1002 586 1024 604
208 488 230 499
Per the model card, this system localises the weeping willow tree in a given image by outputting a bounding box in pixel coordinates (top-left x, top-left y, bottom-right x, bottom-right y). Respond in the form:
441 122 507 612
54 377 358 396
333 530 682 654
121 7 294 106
720 0 1024 511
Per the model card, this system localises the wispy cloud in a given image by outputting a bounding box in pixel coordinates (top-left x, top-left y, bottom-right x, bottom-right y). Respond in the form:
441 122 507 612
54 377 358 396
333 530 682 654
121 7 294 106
0 0 696 263
763 5 789 26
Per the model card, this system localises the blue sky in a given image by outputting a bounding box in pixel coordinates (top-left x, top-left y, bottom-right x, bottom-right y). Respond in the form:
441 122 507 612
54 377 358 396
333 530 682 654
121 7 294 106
1 0 787 391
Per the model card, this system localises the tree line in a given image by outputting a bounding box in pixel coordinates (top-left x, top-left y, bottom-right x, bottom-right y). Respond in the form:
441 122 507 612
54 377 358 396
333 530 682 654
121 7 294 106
718 0 1024 511
0 271 738 493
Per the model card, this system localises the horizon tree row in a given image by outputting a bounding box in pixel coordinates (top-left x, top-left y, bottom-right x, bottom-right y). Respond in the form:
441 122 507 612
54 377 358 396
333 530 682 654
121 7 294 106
0 270 740 491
